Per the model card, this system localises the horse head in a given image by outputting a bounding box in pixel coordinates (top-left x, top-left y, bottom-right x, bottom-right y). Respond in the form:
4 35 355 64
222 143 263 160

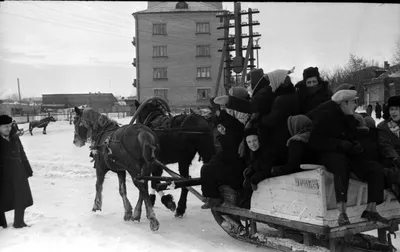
49 116 57 122
73 106 88 147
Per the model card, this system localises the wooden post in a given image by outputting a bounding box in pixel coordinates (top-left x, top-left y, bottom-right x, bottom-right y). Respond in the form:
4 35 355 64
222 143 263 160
278 226 285 238
303 232 312 246
250 220 257 235
377 229 387 243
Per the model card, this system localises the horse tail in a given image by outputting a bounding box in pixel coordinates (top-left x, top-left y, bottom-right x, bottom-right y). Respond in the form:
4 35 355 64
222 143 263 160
138 131 157 164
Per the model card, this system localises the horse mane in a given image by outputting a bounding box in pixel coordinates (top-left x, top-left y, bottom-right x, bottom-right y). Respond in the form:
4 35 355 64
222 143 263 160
81 108 119 140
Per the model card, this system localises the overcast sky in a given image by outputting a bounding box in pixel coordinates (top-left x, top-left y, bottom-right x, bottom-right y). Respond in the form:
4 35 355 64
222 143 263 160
0 2 399 99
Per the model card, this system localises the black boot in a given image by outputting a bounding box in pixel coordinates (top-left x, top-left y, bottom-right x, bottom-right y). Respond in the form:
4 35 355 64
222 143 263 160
361 211 389 224
0 212 7 228
13 208 28 228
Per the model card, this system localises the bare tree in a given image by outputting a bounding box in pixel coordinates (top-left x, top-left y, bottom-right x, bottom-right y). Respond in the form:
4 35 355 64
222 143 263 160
392 38 400 65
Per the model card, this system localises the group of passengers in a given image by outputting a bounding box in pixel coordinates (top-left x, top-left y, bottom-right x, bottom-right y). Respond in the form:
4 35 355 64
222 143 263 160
199 66 400 227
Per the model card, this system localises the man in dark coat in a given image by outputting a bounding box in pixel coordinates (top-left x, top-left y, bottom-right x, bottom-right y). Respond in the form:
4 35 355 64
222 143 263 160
308 90 387 226
200 110 245 209
0 115 33 228
296 66 333 114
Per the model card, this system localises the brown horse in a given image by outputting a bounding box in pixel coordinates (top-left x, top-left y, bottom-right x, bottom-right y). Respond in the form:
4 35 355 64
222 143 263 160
73 106 161 231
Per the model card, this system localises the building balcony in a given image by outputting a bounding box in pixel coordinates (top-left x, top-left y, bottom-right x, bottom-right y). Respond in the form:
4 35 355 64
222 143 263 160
132 58 136 67
133 79 137 88
132 37 136 46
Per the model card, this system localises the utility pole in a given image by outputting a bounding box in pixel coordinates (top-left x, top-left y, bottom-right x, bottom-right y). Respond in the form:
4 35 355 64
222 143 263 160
17 78 22 102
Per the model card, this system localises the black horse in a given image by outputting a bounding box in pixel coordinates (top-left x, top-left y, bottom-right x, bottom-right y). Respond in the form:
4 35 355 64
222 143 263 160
29 116 56 135
132 97 216 217
73 106 173 231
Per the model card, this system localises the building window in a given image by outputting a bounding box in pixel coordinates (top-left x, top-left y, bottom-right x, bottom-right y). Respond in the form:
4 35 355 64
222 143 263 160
196 45 211 57
196 22 210 34
197 67 211 79
197 88 211 100
153 46 167 57
176 1 188 9
153 68 167 80
154 88 168 101
153 23 167 35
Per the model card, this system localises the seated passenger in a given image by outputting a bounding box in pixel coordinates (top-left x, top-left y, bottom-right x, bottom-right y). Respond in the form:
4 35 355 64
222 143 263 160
296 67 333 114
271 115 316 177
306 83 356 121
377 95 400 185
308 89 388 226
200 109 245 209
242 127 268 192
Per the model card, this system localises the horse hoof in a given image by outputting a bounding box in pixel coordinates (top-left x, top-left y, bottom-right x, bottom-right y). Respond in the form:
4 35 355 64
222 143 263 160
150 219 160 231
92 207 101 212
124 212 133 221
161 195 176 212
174 212 184 218
131 216 141 222
175 206 185 218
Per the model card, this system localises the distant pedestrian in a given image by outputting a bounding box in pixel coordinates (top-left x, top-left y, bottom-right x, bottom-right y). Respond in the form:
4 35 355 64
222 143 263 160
0 114 33 229
375 102 382 119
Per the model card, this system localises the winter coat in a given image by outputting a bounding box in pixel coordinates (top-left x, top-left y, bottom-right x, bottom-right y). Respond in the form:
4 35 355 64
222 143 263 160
296 80 333 114
356 127 383 163
377 120 400 161
306 99 337 122
308 102 359 153
210 110 246 188
0 135 33 212
261 91 301 157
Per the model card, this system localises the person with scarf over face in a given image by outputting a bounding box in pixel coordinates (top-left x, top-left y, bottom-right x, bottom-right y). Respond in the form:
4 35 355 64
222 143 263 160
200 109 245 209
377 95 400 187
0 115 33 229
308 90 387 226
296 67 333 114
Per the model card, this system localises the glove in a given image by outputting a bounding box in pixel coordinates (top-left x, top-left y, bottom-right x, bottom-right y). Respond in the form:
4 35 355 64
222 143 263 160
271 166 285 177
251 183 258 191
349 141 364 156
243 166 253 178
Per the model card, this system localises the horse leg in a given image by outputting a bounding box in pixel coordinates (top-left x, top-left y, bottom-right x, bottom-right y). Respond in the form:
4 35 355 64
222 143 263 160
92 165 107 212
131 184 143 222
117 171 133 221
29 124 33 136
43 125 47 134
150 163 176 212
175 156 194 218
131 168 160 231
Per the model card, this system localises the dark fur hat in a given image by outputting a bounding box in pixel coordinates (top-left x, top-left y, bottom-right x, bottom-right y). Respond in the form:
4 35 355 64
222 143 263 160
303 67 320 81
388 95 400 108
244 127 258 138
0 115 12 125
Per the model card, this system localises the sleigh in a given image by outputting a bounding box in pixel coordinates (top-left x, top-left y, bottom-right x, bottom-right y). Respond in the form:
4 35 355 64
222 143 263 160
149 161 400 252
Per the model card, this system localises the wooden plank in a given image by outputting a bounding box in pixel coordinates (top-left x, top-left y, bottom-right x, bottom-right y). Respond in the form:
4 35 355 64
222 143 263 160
303 233 312 246
328 215 400 239
154 159 204 201
212 205 330 235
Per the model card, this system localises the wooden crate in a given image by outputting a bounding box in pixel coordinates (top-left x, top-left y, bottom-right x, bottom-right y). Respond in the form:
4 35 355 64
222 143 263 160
250 167 400 228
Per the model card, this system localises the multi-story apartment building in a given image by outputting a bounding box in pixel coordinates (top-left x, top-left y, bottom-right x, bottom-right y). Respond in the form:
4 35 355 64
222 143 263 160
132 1 226 108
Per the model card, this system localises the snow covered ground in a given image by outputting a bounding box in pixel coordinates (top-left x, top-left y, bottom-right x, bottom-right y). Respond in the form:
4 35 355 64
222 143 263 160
1 112 398 252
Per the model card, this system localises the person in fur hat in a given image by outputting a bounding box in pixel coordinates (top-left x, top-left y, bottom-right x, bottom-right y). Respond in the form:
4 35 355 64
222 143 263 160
296 67 333 114
308 90 387 226
200 109 245 209
0 115 33 229
377 95 400 184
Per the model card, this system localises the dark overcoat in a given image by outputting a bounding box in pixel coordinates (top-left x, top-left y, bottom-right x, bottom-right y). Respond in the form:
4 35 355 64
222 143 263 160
0 135 33 212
